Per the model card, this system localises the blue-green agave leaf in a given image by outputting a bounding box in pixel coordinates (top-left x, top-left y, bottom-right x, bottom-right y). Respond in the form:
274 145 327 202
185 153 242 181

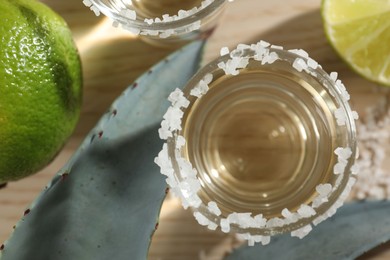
0 40 205 260
226 201 390 260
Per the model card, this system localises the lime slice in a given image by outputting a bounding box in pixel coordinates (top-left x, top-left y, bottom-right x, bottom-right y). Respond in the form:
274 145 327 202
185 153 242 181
322 0 390 86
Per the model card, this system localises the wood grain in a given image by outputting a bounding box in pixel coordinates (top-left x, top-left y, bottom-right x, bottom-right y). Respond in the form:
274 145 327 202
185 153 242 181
0 0 388 259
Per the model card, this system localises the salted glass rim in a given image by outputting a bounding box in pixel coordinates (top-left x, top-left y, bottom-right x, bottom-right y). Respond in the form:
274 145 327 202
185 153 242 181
157 42 358 243
89 0 227 32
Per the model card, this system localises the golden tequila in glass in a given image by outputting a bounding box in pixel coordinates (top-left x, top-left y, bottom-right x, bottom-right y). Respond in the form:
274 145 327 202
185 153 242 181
156 42 358 244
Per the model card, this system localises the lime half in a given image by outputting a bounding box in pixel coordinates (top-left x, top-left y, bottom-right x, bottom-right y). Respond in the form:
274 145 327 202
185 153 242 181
322 0 390 86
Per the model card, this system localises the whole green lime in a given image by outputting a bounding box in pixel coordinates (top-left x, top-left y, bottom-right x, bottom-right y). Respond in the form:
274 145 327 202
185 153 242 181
0 0 82 184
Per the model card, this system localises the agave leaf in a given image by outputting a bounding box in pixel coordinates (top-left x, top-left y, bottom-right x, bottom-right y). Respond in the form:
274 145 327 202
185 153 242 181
0 40 205 260
226 201 390 260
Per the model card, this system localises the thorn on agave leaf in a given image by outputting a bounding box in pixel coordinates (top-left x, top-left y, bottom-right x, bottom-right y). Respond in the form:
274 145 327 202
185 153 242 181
23 209 31 216
61 173 69 181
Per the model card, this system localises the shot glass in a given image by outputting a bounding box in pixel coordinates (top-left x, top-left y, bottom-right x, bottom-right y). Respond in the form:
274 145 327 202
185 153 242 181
155 41 359 245
83 0 227 46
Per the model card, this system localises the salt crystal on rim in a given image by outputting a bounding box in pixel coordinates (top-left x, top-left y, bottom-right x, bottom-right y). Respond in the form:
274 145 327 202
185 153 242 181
292 58 306 72
313 214 327 226
144 18 154 25
237 213 253 228
190 79 209 98
266 217 284 228
248 238 255 246
194 212 210 226
207 221 218 230
168 88 190 108
335 147 352 160
261 236 271 245
334 161 347 175
158 120 172 139
291 224 312 239
188 194 202 208
237 57 250 68
82 0 92 7
208 201 222 216
177 158 197 178
330 72 338 82
155 144 174 177
259 40 270 47
352 111 359 120
227 212 239 224
254 214 267 227
176 135 186 148
335 80 350 101
237 43 251 50
312 196 328 208
297 204 316 218
220 47 230 56
230 49 244 58
335 107 347 126
90 6 100 16
220 218 230 233
307 58 318 69
162 14 174 23
270 44 283 50
160 29 175 39
316 183 332 197
217 61 226 70
281 208 293 219
121 9 136 20
163 106 183 131
203 73 213 84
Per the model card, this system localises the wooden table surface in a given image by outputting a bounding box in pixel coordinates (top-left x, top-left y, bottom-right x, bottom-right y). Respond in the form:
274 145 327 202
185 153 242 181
0 0 388 259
